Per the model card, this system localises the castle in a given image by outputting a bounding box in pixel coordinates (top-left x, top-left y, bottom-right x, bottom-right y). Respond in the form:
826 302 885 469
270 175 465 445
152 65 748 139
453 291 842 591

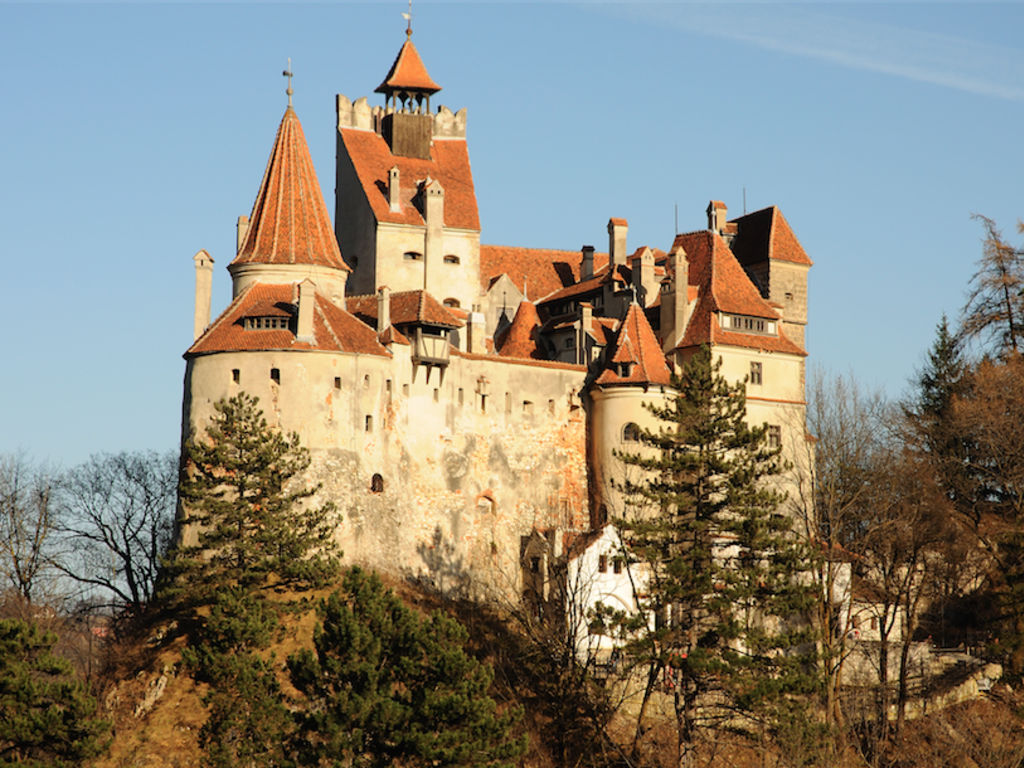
181 28 812 603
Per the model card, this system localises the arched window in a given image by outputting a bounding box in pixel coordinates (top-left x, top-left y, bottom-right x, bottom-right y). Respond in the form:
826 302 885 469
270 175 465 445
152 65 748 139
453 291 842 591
371 474 384 493
443 254 460 264
443 298 460 308
403 251 423 261
622 422 641 442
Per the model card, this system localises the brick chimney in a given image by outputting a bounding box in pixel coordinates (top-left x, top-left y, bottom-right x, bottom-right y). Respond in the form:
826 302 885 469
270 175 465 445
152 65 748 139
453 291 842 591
193 249 214 341
581 245 595 281
608 218 628 268
296 279 316 343
377 285 391 331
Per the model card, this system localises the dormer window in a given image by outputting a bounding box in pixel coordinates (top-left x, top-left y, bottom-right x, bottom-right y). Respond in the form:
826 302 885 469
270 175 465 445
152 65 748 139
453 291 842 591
404 251 423 261
244 316 291 331
724 314 776 336
618 363 633 378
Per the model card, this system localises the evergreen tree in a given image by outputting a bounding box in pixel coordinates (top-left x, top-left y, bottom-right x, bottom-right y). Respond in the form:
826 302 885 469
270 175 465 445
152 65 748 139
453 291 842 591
170 391 340 603
288 567 527 768
0 618 109 767
169 393 340 767
611 347 819 766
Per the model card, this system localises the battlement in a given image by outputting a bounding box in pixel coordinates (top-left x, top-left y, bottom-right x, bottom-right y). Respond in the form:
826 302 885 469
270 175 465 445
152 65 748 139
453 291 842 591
337 94 467 139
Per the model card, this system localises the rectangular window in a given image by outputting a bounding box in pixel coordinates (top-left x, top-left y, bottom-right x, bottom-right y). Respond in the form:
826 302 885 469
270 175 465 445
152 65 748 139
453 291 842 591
750 361 762 385
548 399 555 415
767 425 781 449
564 337 574 348
270 368 280 384
481 394 487 413
232 369 240 384
334 377 341 390
598 555 608 573
365 415 373 433
523 401 534 416
505 393 512 413
403 384 409 397
458 388 464 405
433 388 439 403
613 559 623 575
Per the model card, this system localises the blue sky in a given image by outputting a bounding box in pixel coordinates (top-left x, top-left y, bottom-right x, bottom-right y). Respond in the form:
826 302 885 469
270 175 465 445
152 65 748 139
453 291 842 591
2 1 1022 467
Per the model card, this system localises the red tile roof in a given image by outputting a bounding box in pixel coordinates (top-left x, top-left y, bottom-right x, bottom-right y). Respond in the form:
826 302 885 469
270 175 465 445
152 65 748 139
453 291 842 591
231 108 349 272
730 206 813 266
497 300 546 360
347 290 463 329
339 128 479 231
670 230 806 356
375 37 441 96
479 245 609 301
594 303 672 387
187 283 389 357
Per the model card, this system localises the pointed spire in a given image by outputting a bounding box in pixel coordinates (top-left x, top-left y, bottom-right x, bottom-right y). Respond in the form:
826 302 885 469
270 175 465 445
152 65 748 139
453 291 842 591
232 107 348 271
497 300 545 360
376 36 441 98
595 303 672 387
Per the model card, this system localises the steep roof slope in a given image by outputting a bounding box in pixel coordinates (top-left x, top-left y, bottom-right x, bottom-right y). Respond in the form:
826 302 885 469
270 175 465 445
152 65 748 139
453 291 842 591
729 206 813 267
673 230 806 356
187 284 388 357
594 302 672 387
496 301 546 360
376 37 442 96
347 290 463 329
232 107 348 271
339 129 479 231
480 246 610 301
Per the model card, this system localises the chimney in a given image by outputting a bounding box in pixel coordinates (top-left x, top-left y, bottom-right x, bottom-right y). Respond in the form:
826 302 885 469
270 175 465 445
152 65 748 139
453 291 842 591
193 250 214 341
296 279 316 343
467 305 486 354
581 245 595 281
608 218 628 268
580 303 593 365
377 285 391 331
661 245 689 353
423 179 445 292
633 247 655 306
706 201 728 233
388 166 401 213
236 215 250 254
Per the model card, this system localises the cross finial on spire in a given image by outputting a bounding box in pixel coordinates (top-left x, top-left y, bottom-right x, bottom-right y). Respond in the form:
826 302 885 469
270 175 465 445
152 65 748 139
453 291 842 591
402 0 413 37
283 58 294 107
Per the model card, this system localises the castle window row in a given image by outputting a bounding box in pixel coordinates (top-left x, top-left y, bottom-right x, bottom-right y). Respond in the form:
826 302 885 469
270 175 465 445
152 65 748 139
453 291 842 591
244 316 291 330
722 314 777 336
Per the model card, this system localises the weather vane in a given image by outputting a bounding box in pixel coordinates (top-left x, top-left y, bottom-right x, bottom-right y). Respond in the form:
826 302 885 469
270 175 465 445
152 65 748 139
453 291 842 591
283 58 294 108
402 0 413 37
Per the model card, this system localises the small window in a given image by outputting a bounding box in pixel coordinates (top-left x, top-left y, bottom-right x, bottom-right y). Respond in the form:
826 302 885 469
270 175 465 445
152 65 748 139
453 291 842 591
564 337 574 349
750 361 763 386
270 368 280 384
403 384 409 397
403 251 423 261
530 557 541 573
458 388 464 405
613 559 623 575
334 377 341 390
598 555 608 573
371 473 384 493
767 425 781 449
443 298 460 308
443 254 460 264
363 375 370 389
548 399 555 415
622 422 640 442
433 388 439 402
523 401 534 416
365 415 373 433
481 394 488 413
232 369 240 384
505 393 512 413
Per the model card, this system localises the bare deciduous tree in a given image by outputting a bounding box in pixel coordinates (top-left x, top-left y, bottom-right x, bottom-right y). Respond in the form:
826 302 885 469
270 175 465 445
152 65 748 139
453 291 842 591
54 450 177 613
0 452 58 606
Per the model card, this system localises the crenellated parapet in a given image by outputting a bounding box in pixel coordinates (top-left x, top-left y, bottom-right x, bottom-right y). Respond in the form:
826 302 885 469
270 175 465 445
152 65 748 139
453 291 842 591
336 94 466 138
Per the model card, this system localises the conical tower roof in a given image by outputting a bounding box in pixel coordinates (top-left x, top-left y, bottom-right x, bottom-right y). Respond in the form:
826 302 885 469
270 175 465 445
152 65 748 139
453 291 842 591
497 300 546 360
375 36 441 97
594 302 672 387
231 107 348 271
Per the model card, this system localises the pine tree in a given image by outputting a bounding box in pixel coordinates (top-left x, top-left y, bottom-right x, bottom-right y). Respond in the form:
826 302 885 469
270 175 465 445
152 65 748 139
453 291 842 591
170 392 340 603
612 346 819 766
0 618 109 767
169 393 340 767
288 567 527 768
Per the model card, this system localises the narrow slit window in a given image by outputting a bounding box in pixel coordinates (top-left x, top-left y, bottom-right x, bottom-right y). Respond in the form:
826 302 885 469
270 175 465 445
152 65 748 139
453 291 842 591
232 369 240 384
270 368 280 384
334 377 342 390
371 473 384 493
365 415 373 433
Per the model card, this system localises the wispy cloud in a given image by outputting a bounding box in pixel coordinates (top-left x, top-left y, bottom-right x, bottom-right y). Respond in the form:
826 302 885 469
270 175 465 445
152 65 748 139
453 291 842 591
600 3 1024 102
